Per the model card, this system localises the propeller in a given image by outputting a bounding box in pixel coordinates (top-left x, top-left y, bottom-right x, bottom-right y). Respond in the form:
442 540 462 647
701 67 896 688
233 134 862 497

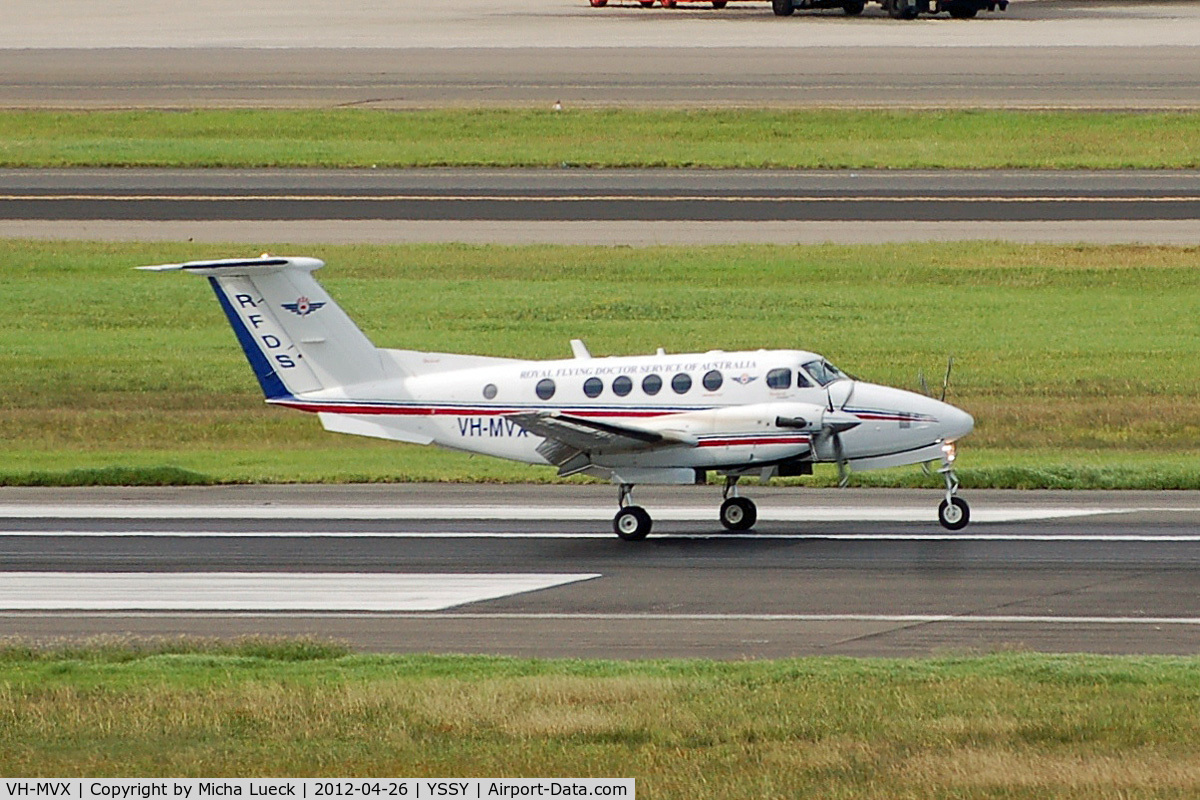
940 355 955 402
917 355 955 401
917 355 955 476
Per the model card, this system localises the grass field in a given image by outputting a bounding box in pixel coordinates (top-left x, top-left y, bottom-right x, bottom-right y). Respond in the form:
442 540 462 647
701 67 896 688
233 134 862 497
3 239 1198 487
3 109 1200 169
3 640 1200 798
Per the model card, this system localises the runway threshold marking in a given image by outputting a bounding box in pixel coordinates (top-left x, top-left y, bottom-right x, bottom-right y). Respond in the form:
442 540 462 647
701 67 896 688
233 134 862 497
0 572 600 611
0 504 1172 523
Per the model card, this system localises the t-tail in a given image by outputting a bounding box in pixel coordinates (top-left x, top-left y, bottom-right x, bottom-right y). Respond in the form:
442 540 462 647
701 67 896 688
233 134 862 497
138 256 388 400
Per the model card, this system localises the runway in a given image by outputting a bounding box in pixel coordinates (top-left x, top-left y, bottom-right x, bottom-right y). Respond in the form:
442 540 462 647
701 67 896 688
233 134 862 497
4 2 1200 109
2 485 1199 658
5 168 1199 245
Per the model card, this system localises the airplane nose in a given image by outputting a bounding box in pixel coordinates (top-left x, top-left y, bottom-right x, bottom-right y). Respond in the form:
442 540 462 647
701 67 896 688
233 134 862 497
942 403 974 441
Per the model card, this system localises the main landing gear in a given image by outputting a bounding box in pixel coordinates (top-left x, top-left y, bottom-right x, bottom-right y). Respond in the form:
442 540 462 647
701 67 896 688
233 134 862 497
611 477 759 541
613 484 653 541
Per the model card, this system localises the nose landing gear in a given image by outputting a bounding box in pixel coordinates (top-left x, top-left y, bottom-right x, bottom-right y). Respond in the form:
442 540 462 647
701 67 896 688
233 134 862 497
936 447 970 530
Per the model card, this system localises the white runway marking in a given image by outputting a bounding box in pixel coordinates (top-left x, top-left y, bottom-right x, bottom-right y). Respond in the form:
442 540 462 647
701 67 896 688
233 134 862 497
0 504 1170 523
6 610 1200 627
3 530 1200 542
0 572 600 611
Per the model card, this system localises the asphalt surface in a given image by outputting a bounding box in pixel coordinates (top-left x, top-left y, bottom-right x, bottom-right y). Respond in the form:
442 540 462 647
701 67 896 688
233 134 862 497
2 486 1199 658
4 168 1198 245
5 169 1200 222
5 2 1200 108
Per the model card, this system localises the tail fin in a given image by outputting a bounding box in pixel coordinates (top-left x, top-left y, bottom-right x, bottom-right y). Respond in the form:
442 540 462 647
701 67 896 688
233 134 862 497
139 256 386 399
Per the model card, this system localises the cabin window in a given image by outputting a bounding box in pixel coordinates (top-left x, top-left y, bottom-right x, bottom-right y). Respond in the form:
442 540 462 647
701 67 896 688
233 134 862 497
642 374 662 395
671 373 693 394
612 375 633 397
536 378 556 400
482 383 498 400
583 377 603 398
766 368 791 390
702 370 723 391
796 370 813 388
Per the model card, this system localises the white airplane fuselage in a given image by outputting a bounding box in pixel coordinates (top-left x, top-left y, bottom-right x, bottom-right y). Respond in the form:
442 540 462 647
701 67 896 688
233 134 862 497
270 348 973 484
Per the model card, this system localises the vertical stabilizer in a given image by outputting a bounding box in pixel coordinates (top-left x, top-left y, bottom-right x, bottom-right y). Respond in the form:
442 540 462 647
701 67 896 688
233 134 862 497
139 256 388 398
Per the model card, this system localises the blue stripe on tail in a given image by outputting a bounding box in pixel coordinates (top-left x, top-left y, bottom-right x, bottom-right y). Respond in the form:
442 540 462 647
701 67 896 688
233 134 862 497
208 277 290 400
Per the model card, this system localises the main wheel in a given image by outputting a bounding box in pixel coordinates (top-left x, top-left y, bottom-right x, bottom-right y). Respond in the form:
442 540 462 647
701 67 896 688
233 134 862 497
772 0 795 16
719 497 757 531
614 506 652 541
938 497 970 531
843 0 865 13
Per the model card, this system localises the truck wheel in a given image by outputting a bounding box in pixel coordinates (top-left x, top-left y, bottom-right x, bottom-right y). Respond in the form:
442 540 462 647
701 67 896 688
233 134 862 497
640 0 655 5
589 0 607 6
843 0 865 13
888 0 919 17
772 0 795 15
661 0 677 7
712 0 727 6
947 1 978 16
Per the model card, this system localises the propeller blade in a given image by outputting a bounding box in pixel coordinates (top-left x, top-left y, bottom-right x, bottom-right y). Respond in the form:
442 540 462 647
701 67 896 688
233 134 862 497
833 433 849 488
940 355 955 402
918 369 930 397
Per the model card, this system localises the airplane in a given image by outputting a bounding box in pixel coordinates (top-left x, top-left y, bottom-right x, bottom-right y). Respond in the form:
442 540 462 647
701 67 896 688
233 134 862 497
141 255 975 541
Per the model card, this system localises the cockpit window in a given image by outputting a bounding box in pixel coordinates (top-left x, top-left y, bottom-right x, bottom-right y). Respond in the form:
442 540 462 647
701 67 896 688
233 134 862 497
802 359 847 387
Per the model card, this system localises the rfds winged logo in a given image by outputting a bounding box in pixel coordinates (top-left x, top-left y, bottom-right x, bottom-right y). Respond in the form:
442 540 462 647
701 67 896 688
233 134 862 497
730 373 758 385
282 296 326 316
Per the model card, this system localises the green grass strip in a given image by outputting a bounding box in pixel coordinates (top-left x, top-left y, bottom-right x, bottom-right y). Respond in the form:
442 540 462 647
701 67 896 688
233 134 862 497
3 640 1200 796
4 239 1199 488
3 109 1200 168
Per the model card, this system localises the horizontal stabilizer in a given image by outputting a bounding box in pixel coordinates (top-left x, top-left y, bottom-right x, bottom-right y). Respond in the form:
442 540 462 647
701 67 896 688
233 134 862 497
137 256 324 276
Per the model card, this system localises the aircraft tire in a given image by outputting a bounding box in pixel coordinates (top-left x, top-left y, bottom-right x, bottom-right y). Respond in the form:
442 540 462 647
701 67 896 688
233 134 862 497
719 497 757 531
938 497 970 530
614 506 653 541
772 0 795 16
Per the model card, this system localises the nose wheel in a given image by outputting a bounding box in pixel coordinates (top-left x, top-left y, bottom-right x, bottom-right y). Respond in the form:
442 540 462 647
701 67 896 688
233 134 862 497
938 496 970 530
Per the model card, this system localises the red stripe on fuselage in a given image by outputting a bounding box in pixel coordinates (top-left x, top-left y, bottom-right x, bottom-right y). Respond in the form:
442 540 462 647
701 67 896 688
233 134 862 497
271 401 685 418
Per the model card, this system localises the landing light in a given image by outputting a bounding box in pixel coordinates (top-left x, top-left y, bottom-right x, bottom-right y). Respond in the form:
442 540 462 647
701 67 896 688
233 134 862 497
942 441 957 463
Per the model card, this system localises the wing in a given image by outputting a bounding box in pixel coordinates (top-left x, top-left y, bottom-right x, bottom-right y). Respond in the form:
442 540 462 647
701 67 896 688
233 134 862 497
506 411 697 476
